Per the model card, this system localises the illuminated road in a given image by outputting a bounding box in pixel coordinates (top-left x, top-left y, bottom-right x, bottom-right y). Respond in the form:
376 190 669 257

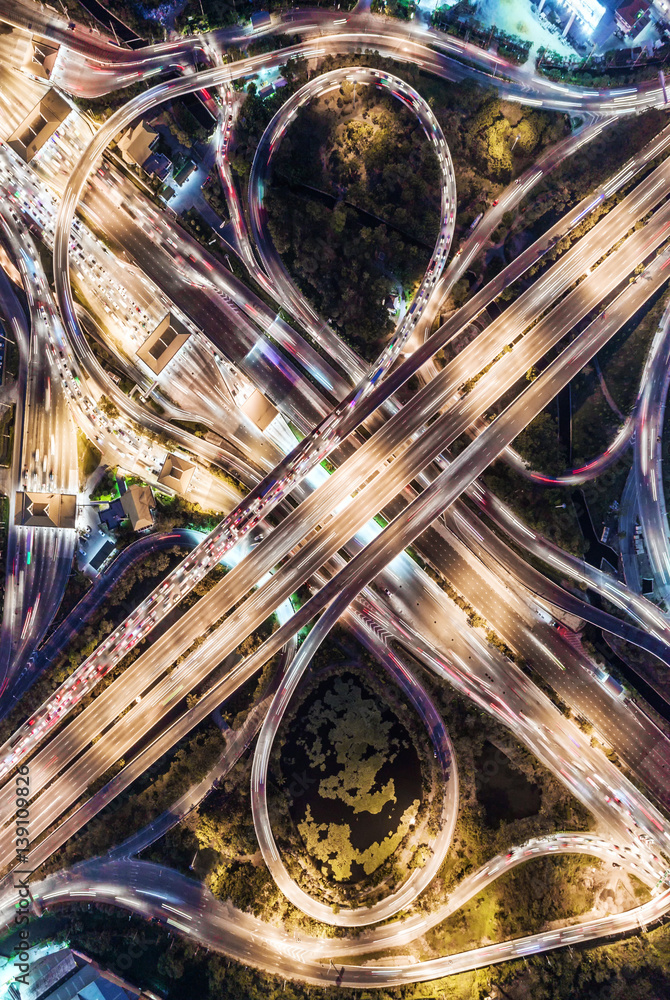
3 221 669 879
5 0 666 119
2 7 670 989
0 231 30 697
4 99 670 837
4 838 665 986
30 61 669 771
248 65 456 377
0 205 77 694
2 528 201 716
635 295 670 606
0 147 251 506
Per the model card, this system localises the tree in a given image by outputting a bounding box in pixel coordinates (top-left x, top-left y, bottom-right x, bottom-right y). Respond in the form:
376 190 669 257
451 278 470 308
514 410 566 475
157 950 185 979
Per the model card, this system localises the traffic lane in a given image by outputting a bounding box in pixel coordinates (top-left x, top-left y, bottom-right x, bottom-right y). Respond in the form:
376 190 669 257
44 56 668 728
98 176 352 406
82 171 346 406
6 200 667 823
83 200 329 432
445 495 670 669
249 65 455 381
20 830 655 971
0 359 534 861
635 296 670 597
239 242 670 893
6 143 670 828
0 218 73 676
4 529 202 714
8 281 649 868
52 36 660 458
44 7 663 119
414 520 670 808
251 602 459 925
363 583 666 859
354 116 670 426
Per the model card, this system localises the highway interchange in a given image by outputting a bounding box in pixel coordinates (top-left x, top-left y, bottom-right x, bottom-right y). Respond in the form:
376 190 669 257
2 0 670 991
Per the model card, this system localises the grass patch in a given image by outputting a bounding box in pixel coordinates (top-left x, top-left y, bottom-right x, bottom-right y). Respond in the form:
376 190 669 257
426 854 599 955
90 467 119 502
77 431 101 485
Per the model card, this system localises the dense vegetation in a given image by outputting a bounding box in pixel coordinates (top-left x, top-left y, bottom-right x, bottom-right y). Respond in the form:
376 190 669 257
41 724 226 873
482 457 584 556
265 85 441 360
246 57 569 361
281 672 422 883
518 109 668 246
131 628 594 927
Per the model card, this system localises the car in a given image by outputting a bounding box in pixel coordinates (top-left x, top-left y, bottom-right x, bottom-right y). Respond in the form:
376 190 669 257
492 199 499 206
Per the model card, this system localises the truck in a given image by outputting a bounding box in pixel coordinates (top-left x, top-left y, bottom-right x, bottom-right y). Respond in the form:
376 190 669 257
468 212 483 233
597 667 624 699
250 10 271 30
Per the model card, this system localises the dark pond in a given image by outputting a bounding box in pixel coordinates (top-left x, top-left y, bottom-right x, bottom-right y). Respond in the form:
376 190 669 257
279 672 422 882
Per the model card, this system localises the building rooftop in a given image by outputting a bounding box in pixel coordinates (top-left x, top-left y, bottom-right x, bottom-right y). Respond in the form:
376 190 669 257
26 39 60 80
142 151 172 180
172 159 196 187
136 312 190 375
7 88 70 162
120 484 154 531
15 491 76 529
241 388 279 432
23 948 77 999
158 453 195 494
21 948 139 999
615 0 649 28
117 120 158 169
89 538 116 572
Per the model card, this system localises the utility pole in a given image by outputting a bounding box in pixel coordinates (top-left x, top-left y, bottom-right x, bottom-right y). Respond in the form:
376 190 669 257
581 41 596 69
